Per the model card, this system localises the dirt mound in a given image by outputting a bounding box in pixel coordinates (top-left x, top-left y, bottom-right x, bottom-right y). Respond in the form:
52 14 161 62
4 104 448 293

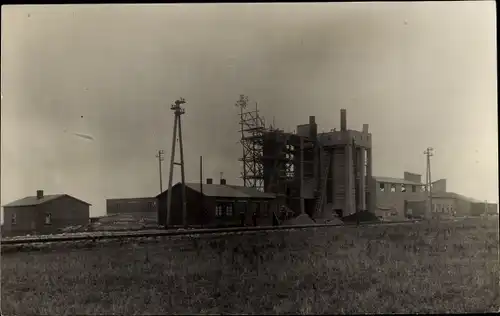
342 211 380 223
61 212 161 233
282 214 315 226
314 211 344 225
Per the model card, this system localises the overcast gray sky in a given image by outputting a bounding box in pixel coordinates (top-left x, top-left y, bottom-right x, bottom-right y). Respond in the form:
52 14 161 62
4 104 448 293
1 2 497 218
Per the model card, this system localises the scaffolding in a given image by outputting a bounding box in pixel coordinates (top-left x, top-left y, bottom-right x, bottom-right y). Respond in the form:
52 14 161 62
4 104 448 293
236 95 266 191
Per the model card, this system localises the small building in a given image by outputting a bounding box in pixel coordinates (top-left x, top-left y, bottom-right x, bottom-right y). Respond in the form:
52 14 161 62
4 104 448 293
431 192 484 218
473 201 499 216
370 172 428 220
2 190 90 237
157 178 276 228
106 197 158 222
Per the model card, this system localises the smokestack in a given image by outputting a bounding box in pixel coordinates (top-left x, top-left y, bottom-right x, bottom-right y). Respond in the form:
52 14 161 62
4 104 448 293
340 109 347 131
206 178 213 184
220 179 227 185
309 115 317 138
36 190 44 199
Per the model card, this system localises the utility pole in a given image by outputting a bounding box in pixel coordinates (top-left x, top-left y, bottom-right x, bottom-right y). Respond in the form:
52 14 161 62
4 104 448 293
166 98 187 229
424 147 434 220
156 150 165 193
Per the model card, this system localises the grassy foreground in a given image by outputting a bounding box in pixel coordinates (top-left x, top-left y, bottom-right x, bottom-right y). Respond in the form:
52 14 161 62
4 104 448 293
2 218 499 314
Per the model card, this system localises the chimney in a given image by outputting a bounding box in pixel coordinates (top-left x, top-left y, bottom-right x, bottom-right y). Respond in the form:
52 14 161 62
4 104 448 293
363 124 369 133
340 109 347 131
220 179 227 185
309 115 317 138
206 178 213 184
36 190 44 199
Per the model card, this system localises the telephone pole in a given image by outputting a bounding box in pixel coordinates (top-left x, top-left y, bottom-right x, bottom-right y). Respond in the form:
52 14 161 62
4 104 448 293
156 150 165 193
424 147 434 220
166 98 187 229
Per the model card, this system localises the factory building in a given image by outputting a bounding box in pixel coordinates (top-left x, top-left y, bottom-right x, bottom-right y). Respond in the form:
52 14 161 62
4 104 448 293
106 197 158 223
157 179 276 228
471 201 498 216
238 102 372 222
2 190 90 237
371 174 497 220
370 172 427 220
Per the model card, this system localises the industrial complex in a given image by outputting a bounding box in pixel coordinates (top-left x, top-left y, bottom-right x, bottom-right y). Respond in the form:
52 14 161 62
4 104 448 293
1 95 497 236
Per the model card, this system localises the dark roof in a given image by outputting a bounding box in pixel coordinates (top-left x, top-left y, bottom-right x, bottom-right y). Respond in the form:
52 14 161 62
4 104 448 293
106 197 156 203
157 182 275 199
3 194 91 207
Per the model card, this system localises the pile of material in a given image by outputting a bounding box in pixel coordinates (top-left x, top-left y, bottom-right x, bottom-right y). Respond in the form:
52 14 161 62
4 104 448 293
61 212 161 233
342 210 380 224
282 213 315 226
313 211 344 225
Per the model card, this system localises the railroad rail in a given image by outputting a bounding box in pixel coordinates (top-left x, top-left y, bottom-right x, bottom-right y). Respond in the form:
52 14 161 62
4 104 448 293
0 220 425 246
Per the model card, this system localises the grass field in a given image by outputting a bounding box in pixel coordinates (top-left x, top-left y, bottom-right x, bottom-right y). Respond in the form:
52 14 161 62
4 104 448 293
2 218 499 314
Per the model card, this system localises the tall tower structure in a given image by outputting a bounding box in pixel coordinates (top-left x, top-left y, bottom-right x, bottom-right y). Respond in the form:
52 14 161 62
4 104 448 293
312 109 372 218
166 98 187 228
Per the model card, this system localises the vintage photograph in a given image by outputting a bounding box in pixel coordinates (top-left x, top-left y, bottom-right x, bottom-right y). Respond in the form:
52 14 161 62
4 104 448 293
1 2 498 314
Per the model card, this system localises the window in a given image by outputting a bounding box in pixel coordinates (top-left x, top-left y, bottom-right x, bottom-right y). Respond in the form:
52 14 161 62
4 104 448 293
412 185 417 193
11 213 17 225
45 213 52 225
390 184 396 192
215 205 224 217
379 183 385 192
401 184 406 193
226 204 233 216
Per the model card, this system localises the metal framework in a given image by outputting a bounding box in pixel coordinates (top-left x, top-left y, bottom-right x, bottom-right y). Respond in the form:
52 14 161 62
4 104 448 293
235 95 266 191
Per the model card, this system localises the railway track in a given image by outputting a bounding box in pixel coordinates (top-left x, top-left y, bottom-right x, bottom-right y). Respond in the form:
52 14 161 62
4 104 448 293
0 219 426 246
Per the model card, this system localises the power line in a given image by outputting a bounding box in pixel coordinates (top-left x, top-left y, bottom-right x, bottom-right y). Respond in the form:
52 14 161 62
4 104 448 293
424 147 434 220
156 149 165 193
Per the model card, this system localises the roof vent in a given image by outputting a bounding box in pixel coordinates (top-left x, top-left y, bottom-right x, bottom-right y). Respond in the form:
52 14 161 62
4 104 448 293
36 190 44 199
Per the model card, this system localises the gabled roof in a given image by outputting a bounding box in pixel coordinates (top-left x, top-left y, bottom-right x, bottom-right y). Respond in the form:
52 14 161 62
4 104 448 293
373 176 423 186
157 182 275 199
3 194 91 207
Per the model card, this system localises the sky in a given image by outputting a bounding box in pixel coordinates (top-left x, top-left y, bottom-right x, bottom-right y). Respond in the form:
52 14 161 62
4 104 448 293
1 2 498 219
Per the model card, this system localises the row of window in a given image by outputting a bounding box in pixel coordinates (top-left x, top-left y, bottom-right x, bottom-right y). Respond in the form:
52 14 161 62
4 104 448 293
215 204 233 217
11 213 51 225
379 183 426 193
433 204 455 213
215 202 267 218
325 134 371 142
